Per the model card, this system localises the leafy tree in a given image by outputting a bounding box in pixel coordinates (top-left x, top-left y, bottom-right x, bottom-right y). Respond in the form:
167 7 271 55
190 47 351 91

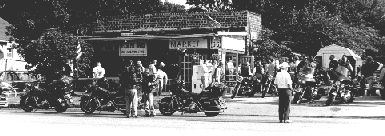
9 28 94 80
253 28 291 63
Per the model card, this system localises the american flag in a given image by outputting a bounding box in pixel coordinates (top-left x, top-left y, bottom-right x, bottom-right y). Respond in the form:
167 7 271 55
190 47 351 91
76 42 82 60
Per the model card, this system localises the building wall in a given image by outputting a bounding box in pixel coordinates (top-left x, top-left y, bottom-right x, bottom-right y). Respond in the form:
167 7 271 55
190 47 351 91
0 41 26 72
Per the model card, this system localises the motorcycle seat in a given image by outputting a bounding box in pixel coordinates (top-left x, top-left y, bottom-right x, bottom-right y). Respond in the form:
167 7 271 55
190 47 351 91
304 81 318 87
340 80 352 85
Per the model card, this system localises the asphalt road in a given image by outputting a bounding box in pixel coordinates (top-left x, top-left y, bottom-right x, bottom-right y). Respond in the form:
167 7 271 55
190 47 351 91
1 96 385 136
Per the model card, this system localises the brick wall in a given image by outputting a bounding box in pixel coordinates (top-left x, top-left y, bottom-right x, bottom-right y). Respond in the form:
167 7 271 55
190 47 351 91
94 11 259 33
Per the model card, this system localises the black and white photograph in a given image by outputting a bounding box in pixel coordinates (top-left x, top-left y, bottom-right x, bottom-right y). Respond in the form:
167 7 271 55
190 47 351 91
1 0 385 135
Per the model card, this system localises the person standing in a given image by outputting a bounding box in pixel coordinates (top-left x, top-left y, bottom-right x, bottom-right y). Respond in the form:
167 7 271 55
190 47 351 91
142 68 158 117
149 60 158 76
156 62 168 96
274 62 293 123
200 60 210 91
121 60 138 118
212 61 224 83
329 55 339 71
266 59 276 77
335 55 353 77
93 62 105 78
361 56 383 96
251 60 264 96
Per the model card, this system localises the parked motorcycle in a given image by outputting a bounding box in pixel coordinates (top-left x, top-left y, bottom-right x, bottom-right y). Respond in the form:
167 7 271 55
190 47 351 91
292 78 321 104
261 74 277 98
158 80 227 117
325 79 355 106
80 78 143 114
20 76 73 112
238 76 253 96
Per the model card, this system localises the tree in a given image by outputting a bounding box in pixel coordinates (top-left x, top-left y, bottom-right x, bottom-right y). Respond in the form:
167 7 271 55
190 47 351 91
0 0 187 79
253 28 291 63
12 28 94 80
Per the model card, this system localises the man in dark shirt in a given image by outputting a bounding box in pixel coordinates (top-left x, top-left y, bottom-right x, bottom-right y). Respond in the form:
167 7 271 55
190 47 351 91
329 55 339 71
120 60 139 118
361 56 381 96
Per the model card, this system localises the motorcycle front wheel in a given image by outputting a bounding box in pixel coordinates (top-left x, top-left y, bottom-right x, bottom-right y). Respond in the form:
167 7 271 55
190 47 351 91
55 102 68 112
80 98 98 114
20 96 34 112
292 92 302 104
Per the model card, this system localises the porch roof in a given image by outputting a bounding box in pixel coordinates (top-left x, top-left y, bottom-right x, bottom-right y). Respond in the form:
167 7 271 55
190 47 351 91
81 33 216 41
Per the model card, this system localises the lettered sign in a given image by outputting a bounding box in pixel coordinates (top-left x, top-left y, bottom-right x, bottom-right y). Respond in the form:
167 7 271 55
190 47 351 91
169 38 208 49
119 41 147 56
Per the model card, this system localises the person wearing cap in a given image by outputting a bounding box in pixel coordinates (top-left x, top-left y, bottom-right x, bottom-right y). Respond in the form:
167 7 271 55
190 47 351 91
156 62 168 96
141 68 158 117
274 62 293 123
121 60 139 118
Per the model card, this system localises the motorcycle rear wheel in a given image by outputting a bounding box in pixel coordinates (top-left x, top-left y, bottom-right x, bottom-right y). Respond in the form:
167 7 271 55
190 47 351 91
80 99 98 114
20 96 34 112
204 112 219 116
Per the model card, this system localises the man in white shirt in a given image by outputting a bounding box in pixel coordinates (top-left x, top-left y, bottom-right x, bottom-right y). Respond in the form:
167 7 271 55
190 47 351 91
274 62 293 123
149 60 157 75
93 62 105 78
156 62 168 96
201 60 210 91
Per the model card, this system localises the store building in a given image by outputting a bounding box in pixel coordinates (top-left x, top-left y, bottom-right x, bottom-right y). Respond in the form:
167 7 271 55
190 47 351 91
82 11 262 90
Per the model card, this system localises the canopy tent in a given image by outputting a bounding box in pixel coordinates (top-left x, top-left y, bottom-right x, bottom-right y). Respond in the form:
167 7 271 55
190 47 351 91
316 44 362 78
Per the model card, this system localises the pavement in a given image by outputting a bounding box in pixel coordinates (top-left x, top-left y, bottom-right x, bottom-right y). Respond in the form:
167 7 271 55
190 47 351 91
1 94 385 135
3 93 385 118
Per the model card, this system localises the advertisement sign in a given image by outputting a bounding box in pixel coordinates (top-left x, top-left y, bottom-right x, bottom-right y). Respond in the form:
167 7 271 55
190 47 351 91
222 37 245 52
169 38 208 49
119 41 147 56
210 37 222 49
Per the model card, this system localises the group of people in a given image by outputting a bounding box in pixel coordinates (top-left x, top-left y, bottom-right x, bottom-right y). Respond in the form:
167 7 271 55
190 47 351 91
92 60 168 118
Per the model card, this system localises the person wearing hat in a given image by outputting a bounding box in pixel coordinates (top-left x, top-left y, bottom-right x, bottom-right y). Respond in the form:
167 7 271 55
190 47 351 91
141 68 158 117
274 62 293 123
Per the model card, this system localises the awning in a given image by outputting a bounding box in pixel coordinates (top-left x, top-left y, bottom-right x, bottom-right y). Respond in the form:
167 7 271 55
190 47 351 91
81 34 216 41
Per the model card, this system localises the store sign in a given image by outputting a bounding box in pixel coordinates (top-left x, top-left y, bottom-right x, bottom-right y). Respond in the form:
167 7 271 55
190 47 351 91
169 38 208 49
119 41 147 56
210 37 222 49
222 37 245 52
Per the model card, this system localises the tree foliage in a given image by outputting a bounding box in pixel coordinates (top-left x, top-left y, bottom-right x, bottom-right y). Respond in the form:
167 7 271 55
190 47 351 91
0 0 186 79
16 28 93 80
187 0 385 56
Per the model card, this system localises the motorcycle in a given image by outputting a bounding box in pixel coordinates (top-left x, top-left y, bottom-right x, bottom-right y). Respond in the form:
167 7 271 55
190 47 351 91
238 76 253 96
292 77 321 104
325 79 355 106
20 77 73 112
80 78 143 114
158 80 227 117
261 74 277 98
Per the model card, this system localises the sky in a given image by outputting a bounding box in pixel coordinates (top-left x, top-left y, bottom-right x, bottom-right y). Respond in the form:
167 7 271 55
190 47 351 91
162 0 191 8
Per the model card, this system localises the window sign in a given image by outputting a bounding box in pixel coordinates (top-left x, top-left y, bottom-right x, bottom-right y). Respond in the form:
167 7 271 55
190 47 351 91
169 38 208 49
119 41 147 56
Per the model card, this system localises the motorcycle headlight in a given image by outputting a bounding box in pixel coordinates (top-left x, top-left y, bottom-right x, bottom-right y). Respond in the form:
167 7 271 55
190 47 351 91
169 92 172 95
335 81 341 86
301 80 306 84
340 84 345 88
